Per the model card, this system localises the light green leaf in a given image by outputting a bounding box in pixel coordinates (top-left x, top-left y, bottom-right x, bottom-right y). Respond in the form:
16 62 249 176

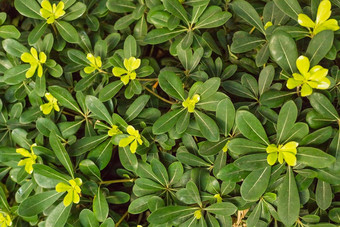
236 110 269 145
194 110 220 142
277 166 300 227
49 130 74 178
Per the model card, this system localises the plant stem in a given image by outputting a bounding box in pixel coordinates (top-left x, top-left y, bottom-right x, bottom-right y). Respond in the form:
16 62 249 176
142 85 176 105
115 211 129 227
100 178 135 185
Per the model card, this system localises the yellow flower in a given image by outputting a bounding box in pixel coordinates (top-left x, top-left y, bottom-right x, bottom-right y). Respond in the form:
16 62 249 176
223 141 230 152
40 93 60 115
0 212 12 227
84 53 102 74
264 21 273 30
266 142 298 166
298 0 339 36
16 144 38 174
214 194 222 203
194 210 202 219
118 125 143 153
108 125 122 136
286 56 330 97
182 94 200 113
40 0 65 24
21 47 47 78
56 178 82 207
112 57 141 85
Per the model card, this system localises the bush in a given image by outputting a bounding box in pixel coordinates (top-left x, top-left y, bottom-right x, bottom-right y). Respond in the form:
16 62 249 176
0 0 339 226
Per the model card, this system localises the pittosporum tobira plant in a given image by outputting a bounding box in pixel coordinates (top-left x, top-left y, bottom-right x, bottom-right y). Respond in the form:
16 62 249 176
0 0 339 226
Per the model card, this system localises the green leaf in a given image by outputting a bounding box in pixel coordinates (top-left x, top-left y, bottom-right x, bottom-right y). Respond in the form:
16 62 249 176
144 28 186 44
306 30 334 67
300 214 320 224
258 65 275 96
163 0 189 25
151 159 169 186
36 117 61 137
282 122 309 144
14 0 42 19
241 74 259 98
240 167 271 201
269 30 298 74
99 81 124 102
168 161 183 185
35 74 46 96
329 208 340 223
28 22 47 45
176 110 190 134
231 32 265 54
231 0 265 34
2 38 29 58
88 140 113 170
128 195 154 214
195 7 231 29
153 108 186 135
236 110 269 145
118 146 138 172
33 164 70 185
147 206 196 224
277 100 298 144
194 110 220 142
79 209 99 227
196 77 221 100
15 180 35 204
0 25 20 39
0 186 9 211
124 35 137 58
217 163 250 183
158 71 185 101
176 149 210 167
63 2 86 21
18 191 62 217
186 181 202 206
86 95 114 125
308 93 339 120
329 130 340 164
125 95 150 122
297 147 335 168
55 21 79 43
277 166 300 227
316 167 340 185
260 90 295 108
100 218 115 227
222 81 257 100
300 126 332 146
246 202 262 227
198 137 229 156
216 98 235 137
106 0 135 13
49 85 82 114
234 153 269 171
256 43 270 67
67 49 88 65
70 135 109 156
45 201 71 227
273 0 303 21
79 159 101 181
49 130 74 178
228 138 267 156
93 188 109 222
315 180 332 210
3 64 29 85
205 202 237 215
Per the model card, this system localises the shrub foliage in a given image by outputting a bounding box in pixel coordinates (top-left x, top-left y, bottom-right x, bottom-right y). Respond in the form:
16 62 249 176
0 0 340 226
